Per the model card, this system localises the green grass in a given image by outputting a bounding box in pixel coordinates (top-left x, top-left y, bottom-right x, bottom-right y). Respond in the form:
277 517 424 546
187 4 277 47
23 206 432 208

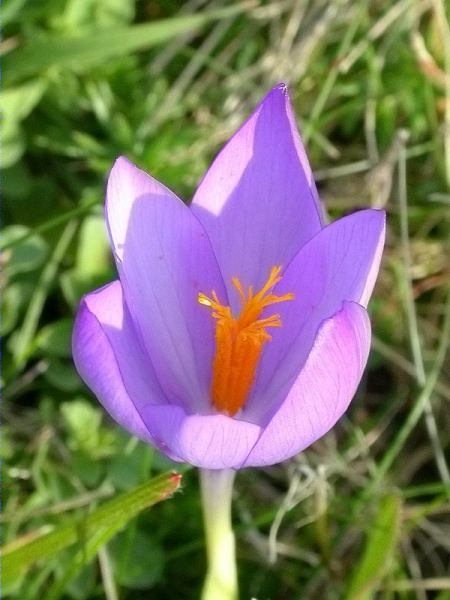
2 0 450 598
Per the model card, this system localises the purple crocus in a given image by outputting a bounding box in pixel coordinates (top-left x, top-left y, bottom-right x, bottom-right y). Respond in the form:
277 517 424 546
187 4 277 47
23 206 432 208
72 84 385 470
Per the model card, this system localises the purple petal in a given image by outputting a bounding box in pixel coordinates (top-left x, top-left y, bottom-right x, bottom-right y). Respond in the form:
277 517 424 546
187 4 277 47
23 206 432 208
141 404 262 469
191 84 323 309
244 302 371 467
105 157 227 414
72 281 177 453
243 208 384 423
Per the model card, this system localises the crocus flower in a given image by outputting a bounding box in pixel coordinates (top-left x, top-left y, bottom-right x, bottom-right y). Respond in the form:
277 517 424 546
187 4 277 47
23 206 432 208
72 84 385 471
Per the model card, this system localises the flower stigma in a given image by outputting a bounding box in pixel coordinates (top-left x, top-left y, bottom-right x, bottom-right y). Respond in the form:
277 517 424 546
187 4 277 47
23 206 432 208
198 266 294 416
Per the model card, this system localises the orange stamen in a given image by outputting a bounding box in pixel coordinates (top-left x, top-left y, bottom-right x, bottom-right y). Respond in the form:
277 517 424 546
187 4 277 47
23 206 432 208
198 266 294 416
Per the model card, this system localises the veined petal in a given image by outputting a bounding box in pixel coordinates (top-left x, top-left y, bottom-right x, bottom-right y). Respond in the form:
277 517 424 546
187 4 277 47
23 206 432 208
245 208 385 423
191 84 323 309
105 157 227 413
72 281 179 455
244 302 371 467
141 405 262 469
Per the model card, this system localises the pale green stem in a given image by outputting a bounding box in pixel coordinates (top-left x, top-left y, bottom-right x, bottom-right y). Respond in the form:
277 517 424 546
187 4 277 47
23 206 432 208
199 468 238 600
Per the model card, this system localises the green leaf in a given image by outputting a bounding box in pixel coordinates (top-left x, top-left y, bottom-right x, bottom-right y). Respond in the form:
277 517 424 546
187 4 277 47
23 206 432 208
5 4 250 84
36 319 73 357
1 125 26 169
346 494 402 600
2 225 49 277
1 0 27 26
0 80 47 166
57 213 112 309
61 399 102 448
1 471 182 589
75 215 110 276
59 270 110 308
108 440 154 490
43 358 82 393
61 398 115 458
0 282 32 336
112 530 164 589
71 453 103 487
62 0 135 29
12 221 77 369
65 563 96 600
0 80 47 123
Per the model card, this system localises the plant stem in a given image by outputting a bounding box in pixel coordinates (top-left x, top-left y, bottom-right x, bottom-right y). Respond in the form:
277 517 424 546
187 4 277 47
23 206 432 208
199 469 238 600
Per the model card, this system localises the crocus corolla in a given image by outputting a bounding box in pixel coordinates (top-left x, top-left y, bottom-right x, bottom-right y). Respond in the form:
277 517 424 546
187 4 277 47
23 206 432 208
72 84 385 470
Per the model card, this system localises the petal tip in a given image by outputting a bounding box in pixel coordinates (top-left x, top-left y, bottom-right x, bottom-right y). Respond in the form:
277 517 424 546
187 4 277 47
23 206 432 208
274 81 289 94
110 155 138 180
354 208 386 238
264 82 290 106
371 207 387 222
114 154 129 166
369 207 387 238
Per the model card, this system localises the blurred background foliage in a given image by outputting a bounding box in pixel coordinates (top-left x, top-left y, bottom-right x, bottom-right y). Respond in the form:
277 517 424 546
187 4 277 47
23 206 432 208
2 0 450 598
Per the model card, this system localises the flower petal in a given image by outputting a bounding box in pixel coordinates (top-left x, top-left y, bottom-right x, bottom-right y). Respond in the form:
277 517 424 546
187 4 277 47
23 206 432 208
105 157 227 413
246 208 384 423
191 84 323 308
72 281 178 454
141 404 262 469
244 302 371 467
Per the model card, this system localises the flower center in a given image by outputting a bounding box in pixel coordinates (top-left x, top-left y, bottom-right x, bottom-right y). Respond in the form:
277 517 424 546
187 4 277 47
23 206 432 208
198 266 294 416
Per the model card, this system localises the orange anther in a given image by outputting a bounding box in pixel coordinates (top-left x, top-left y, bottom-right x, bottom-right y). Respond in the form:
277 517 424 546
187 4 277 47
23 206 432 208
198 266 293 415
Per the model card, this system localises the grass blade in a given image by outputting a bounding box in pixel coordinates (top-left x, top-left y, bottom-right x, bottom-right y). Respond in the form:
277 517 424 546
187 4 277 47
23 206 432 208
1 471 182 588
12 220 78 369
346 493 402 600
4 4 252 84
